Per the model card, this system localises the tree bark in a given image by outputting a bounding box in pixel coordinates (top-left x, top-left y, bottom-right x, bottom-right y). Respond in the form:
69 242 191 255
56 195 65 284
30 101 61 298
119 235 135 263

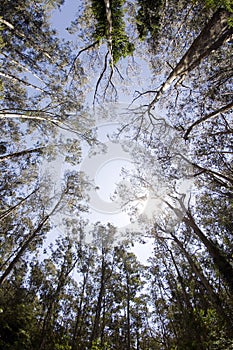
104 0 113 67
149 9 233 107
177 152 233 186
171 234 224 307
0 216 49 286
0 71 50 94
126 271 131 350
163 199 233 293
71 264 90 350
0 112 87 140
39 247 80 350
184 211 233 294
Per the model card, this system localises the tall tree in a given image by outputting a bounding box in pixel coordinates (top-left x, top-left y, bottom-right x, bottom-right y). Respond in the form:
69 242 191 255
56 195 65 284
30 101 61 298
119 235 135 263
139 8 233 108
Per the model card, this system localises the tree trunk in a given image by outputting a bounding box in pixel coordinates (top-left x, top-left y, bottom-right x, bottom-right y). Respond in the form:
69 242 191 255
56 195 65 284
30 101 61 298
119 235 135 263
177 153 233 186
104 0 113 66
163 199 233 294
170 232 233 333
0 215 49 286
184 211 233 294
0 187 39 220
71 267 90 350
171 234 223 307
150 9 233 106
0 71 50 93
39 249 79 350
90 248 107 347
0 146 45 162
126 271 131 350
0 112 87 140
0 196 62 286
168 248 192 310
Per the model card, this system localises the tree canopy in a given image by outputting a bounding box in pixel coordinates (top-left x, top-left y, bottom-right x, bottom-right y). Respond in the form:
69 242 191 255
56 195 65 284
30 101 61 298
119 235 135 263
0 0 233 349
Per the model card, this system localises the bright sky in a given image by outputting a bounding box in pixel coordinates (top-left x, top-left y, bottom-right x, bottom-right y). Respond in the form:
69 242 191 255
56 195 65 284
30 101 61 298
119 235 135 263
51 0 79 38
47 0 193 264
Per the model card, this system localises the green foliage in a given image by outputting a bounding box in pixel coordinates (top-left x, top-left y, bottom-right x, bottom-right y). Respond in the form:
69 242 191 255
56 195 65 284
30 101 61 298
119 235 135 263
196 0 233 26
91 339 110 350
0 283 40 350
91 0 134 63
136 0 164 41
202 0 233 12
91 0 107 40
111 0 135 63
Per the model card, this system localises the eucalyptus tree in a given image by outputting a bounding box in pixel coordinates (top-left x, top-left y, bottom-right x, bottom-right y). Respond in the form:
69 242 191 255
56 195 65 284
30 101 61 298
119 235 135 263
148 229 233 349
0 192 63 286
35 237 81 350
135 7 233 109
0 0 93 190
0 0 84 114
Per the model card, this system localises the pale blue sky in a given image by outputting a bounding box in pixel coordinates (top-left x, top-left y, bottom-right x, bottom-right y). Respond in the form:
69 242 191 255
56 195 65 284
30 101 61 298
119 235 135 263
51 0 79 38
47 0 160 262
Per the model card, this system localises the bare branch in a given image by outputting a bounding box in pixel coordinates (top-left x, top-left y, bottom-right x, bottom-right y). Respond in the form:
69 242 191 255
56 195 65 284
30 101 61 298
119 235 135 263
0 71 51 94
0 111 92 142
93 51 109 104
67 40 99 77
184 101 233 140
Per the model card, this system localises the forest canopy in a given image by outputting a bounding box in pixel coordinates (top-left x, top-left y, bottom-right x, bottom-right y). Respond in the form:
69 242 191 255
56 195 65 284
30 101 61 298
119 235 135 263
0 0 233 349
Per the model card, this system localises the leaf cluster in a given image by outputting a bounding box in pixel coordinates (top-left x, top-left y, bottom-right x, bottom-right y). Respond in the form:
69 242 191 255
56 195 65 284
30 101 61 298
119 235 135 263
91 0 135 63
136 0 164 41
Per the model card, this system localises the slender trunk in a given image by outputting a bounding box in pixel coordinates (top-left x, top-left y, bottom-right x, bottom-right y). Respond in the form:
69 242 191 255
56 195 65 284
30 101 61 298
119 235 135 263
39 252 80 350
104 0 113 68
150 9 233 106
177 152 233 185
0 146 45 162
90 249 106 346
0 18 53 61
0 112 59 123
0 112 87 140
100 295 106 348
71 269 89 350
163 199 233 293
171 234 223 307
168 248 192 309
0 196 62 286
126 271 131 350
0 187 39 220
184 212 233 293
0 71 50 94
1 52 48 85
170 232 233 332
0 215 49 286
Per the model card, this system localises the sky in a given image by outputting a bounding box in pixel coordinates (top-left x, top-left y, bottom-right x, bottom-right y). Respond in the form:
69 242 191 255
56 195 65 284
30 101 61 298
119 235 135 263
46 0 157 261
50 0 79 39
46 0 194 263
